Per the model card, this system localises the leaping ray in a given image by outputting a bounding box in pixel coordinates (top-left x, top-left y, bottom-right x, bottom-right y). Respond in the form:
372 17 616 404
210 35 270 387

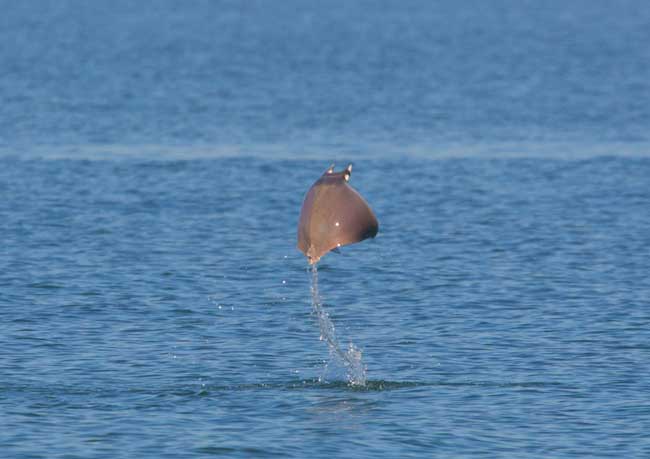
297 164 379 264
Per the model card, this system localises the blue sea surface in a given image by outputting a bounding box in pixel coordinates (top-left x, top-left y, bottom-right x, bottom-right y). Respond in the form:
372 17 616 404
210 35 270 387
2 1 650 458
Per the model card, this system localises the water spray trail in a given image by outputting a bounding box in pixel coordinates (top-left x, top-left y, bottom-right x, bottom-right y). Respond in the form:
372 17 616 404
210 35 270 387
310 264 366 386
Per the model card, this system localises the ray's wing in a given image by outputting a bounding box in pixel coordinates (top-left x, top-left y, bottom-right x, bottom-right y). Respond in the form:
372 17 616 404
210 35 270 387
297 183 318 257
327 182 378 249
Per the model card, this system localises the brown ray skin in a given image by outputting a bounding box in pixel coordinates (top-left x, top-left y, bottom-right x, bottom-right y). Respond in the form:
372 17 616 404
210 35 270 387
297 165 379 264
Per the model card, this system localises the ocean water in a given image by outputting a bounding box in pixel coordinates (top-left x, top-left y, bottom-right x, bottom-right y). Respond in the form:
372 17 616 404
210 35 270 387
2 1 650 458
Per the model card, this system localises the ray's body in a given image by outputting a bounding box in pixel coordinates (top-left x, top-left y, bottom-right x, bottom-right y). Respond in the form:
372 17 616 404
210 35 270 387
297 165 378 264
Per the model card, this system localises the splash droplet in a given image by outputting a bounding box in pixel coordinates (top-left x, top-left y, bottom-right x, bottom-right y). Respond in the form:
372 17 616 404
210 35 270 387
309 265 366 386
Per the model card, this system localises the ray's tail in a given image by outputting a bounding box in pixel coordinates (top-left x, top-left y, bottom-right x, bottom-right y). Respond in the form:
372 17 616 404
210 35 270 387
309 264 366 386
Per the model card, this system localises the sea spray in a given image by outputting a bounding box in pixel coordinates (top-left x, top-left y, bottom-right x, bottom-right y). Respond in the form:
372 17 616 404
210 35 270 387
310 264 367 386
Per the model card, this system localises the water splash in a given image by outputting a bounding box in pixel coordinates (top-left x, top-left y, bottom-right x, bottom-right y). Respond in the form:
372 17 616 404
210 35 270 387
309 264 367 386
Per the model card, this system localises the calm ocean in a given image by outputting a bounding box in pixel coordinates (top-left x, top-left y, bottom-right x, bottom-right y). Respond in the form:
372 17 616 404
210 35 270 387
2 1 650 457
